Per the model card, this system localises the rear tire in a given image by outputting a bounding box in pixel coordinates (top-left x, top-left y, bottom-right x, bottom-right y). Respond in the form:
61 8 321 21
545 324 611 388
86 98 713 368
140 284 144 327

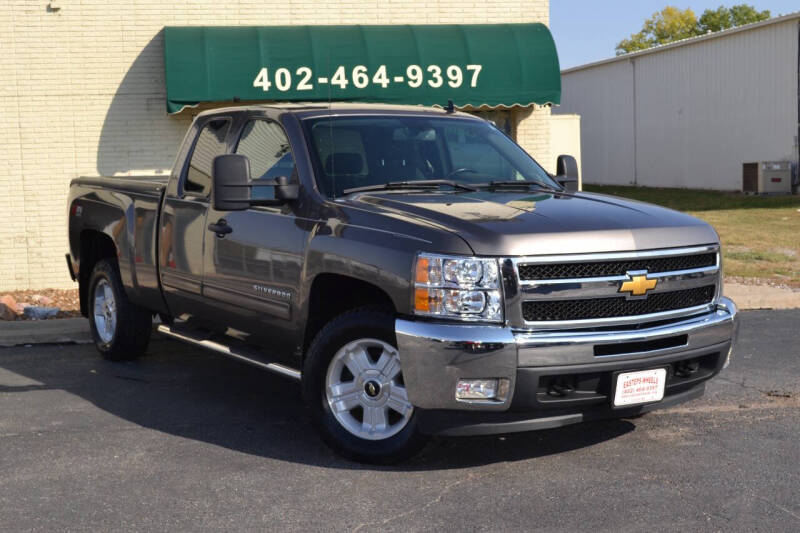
87 259 152 360
302 307 427 464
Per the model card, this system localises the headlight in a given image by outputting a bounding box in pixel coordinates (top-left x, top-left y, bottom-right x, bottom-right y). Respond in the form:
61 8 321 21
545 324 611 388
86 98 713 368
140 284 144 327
413 253 503 322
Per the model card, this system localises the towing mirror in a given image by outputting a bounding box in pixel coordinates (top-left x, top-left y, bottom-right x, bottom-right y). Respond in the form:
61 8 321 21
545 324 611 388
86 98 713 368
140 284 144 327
556 154 579 192
212 154 251 211
212 155 299 211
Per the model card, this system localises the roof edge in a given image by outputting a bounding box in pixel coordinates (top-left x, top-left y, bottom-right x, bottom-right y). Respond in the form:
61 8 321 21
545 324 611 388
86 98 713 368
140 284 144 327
562 11 800 74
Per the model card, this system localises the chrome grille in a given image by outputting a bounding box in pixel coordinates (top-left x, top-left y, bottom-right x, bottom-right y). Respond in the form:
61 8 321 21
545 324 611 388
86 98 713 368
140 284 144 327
508 246 721 328
517 252 716 280
521 285 715 322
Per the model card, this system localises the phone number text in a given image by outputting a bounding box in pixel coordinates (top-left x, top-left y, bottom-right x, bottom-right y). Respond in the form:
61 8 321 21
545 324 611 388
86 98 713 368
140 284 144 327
252 64 482 92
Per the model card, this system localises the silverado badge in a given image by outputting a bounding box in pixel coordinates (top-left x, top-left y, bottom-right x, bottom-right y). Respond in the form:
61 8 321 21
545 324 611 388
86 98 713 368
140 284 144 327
619 273 658 297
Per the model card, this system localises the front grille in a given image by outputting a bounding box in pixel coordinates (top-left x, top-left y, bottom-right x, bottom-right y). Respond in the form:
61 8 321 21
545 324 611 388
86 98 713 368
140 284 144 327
518 252 716 281
521 285 716 322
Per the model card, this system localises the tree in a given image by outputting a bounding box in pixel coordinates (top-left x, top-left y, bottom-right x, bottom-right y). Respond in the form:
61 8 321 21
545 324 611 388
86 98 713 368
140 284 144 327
616 4 772 56
698 4 771 33
730 4 771 26
697 6 735 32
616 6 698 55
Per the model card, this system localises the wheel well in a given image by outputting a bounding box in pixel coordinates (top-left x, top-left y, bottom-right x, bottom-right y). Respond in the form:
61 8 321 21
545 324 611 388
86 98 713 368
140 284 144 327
78 230 117 316
303 274 396 354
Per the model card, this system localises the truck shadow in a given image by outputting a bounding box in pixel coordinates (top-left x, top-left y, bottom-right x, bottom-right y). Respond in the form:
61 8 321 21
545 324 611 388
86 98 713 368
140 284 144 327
1 338 635 471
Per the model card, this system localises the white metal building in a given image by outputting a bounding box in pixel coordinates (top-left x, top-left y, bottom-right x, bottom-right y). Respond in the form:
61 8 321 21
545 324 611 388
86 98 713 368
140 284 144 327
556 12 800 191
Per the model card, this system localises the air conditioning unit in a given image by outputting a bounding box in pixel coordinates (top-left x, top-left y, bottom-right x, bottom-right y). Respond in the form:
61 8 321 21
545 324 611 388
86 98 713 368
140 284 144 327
742 161 792 194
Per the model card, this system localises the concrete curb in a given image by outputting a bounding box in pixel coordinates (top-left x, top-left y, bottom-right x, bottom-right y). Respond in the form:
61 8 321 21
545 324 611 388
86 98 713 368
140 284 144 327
0 318 92 348
723 283 800 310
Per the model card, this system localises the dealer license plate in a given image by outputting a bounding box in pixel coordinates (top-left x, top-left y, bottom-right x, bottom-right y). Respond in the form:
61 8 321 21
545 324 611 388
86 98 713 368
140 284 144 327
613 368 667 407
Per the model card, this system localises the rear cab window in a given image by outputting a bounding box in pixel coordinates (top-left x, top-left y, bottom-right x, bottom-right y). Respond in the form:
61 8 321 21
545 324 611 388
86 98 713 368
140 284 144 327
184 118 231 197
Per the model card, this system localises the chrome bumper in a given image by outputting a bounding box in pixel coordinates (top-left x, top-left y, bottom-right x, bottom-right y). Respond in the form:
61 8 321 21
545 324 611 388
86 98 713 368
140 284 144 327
395 297 738 411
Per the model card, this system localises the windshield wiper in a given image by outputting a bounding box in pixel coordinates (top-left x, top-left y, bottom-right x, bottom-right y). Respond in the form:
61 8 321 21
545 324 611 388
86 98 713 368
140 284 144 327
479 180 562 193
342 179 478 195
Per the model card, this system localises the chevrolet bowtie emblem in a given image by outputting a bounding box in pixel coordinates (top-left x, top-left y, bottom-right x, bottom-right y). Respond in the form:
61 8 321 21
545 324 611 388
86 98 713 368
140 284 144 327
619 274 658 296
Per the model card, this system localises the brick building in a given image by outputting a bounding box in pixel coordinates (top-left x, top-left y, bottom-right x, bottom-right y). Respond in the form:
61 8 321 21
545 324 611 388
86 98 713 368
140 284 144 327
2 0 555 289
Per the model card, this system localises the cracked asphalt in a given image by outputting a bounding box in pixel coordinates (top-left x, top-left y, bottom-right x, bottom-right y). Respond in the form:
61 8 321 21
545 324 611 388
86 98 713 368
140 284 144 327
1 310 798 532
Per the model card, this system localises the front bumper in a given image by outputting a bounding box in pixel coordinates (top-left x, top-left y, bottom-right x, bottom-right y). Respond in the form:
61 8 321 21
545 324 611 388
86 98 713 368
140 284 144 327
396 297 739 435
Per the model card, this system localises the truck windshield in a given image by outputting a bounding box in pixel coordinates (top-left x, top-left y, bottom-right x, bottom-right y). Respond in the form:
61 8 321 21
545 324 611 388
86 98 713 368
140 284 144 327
302 115 559 198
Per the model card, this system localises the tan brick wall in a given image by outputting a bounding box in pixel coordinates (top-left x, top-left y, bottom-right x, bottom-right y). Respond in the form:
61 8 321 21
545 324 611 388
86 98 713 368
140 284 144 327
1 0 549 289
515 105 553 173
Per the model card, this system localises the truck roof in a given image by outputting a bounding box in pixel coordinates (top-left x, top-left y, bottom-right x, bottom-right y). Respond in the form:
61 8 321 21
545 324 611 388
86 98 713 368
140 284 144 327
195 102 478 120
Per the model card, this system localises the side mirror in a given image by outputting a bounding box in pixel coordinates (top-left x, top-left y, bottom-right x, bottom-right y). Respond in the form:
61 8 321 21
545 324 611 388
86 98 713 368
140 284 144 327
556 154 579 192
212 154 251 211
212 154 300 211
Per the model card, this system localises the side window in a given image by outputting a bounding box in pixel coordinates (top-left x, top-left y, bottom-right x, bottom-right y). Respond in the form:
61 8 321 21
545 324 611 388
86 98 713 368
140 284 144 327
185 119 231 196
235 120 295 200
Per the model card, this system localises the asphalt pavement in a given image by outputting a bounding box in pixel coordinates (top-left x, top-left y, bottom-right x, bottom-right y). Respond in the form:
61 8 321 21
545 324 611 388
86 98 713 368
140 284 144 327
1 310 798 532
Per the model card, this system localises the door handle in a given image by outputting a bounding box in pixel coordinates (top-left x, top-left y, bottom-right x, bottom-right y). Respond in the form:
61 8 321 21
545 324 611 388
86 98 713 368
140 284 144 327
207 219 233 237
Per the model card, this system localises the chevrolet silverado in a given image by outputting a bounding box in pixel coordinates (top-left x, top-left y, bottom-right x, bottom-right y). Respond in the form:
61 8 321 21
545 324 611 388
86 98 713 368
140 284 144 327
66 104 739 463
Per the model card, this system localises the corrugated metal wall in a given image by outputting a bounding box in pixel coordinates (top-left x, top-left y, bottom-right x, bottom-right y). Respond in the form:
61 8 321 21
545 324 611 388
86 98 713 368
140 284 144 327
557 17 799 190
559 61 635 185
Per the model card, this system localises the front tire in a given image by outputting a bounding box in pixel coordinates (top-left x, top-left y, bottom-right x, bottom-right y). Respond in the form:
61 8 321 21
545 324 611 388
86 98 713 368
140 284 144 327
302 308 427 464
87 259 152 360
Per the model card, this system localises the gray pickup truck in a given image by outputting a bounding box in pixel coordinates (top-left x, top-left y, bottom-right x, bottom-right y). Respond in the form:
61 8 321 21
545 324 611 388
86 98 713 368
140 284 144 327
67 103 739 463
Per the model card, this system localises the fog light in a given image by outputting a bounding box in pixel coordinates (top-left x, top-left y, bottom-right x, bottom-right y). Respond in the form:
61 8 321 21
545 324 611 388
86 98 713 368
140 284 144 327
456 379 509 401
456 379 497 400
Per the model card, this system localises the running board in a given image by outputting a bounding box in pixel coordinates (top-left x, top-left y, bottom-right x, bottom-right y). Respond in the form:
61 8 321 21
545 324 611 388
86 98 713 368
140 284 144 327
156 324 302 381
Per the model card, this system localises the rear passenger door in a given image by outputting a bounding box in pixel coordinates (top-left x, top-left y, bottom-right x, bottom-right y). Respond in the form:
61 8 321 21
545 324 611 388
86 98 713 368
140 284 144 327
202 118 306 356
159 117 231 320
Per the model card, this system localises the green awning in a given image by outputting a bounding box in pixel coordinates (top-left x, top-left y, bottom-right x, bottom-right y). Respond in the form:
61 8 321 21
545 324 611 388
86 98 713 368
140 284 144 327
163 24 560 114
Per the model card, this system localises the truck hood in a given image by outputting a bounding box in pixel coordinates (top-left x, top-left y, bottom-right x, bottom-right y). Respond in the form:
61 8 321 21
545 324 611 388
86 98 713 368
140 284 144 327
342 190 718 255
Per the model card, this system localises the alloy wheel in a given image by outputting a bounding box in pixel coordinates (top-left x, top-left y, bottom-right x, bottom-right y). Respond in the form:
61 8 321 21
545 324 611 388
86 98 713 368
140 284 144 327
325 338 413 441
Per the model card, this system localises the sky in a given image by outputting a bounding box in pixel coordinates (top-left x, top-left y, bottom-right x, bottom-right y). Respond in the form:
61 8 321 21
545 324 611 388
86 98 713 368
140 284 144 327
550 1 800 69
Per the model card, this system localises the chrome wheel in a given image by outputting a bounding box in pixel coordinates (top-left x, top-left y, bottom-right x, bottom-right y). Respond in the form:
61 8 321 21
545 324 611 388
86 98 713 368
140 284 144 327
93 279 117 344
325 338 413 441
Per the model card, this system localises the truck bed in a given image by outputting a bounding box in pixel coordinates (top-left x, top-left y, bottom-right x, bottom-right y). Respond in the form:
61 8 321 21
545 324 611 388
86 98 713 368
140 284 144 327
67 174 171 317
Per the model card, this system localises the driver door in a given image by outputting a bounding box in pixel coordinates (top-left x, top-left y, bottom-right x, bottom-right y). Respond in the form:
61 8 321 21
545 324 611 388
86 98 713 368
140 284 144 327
202 119 305 358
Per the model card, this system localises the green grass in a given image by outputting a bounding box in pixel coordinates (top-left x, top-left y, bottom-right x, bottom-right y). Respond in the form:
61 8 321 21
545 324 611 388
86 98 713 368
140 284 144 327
585 185 800 287
726 250 795 263
585 185 800 211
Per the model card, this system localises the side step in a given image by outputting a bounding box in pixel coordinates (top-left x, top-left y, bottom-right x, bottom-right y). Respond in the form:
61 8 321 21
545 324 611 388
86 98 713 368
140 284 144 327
156 324 302 381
